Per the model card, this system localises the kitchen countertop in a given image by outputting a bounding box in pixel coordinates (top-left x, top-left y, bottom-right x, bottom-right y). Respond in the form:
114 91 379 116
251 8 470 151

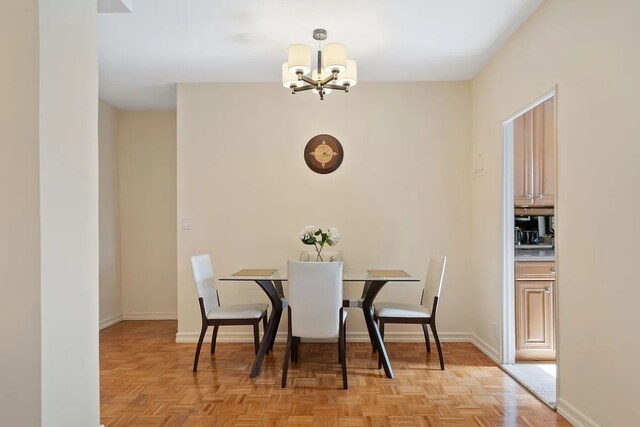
515 248 555 261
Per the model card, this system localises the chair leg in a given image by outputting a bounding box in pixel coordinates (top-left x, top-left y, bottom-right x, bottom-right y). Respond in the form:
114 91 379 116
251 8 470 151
339 308 348 390
210 325 219 354
291 336 298 363
281 309 293 388
430 322 445 370
421 323 431 353
377 321 385 369
193 322 207 373
339 315 348 363
253 323 260 355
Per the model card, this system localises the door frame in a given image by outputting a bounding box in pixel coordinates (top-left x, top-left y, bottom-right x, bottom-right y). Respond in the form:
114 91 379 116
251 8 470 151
501 87 556 365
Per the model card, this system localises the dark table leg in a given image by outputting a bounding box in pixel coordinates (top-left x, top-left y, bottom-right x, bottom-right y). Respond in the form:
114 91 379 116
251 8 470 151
361 281 378 353
267 308 283 351
361 280 394 379
250 305 281 378
249 280 285 378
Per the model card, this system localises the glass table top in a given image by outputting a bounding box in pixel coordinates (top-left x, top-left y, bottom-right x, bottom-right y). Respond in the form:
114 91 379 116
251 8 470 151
219 269 419 282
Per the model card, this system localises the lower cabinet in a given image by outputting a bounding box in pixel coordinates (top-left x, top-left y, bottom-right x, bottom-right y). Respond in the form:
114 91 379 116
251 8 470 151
515 262 556 361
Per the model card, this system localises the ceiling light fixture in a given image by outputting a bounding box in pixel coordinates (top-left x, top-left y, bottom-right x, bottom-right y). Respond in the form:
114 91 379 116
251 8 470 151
282 29 357 100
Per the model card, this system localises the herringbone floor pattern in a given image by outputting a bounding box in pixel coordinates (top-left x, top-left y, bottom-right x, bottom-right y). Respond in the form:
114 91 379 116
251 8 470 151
100 321 569 426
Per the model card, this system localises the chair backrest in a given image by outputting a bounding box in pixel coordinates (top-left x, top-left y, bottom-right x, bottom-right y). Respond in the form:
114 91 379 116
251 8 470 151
190 254 220 315
287 261 343 338
421 255 447 311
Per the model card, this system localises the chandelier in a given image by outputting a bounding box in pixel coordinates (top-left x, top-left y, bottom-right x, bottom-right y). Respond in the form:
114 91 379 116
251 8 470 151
282 29 357 100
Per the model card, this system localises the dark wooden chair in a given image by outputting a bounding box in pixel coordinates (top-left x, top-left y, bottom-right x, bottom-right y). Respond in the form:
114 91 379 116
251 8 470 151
190 254 268 372
374 255 447 370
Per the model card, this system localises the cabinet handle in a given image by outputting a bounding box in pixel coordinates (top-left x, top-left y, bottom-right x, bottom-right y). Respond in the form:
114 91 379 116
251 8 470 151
526 194 532 199
545 287 551 293
550 267 556 273
536 195 543 199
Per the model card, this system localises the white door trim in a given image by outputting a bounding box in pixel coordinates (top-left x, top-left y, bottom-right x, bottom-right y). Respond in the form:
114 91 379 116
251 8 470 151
501 87 557 366
501 118 516 364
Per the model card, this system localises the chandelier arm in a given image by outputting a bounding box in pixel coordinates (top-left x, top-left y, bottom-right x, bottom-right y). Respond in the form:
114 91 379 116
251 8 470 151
324 84 347 91
292 85 315 93
299 75 317 86
320 72 338 86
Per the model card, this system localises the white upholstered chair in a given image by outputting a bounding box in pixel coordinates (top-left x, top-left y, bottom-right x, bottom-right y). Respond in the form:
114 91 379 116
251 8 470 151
190 254 269 372
374 255 447 370
281 261 348 389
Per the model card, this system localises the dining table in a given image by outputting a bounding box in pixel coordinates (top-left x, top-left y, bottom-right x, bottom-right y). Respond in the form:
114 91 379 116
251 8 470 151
219 268 419 379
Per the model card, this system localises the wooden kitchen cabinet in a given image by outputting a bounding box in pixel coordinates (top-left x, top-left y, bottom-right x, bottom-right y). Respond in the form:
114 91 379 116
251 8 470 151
515 261 556 361
513 97 555 207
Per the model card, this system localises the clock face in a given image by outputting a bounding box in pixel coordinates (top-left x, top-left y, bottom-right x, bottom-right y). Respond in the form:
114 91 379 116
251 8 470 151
304 134 344 174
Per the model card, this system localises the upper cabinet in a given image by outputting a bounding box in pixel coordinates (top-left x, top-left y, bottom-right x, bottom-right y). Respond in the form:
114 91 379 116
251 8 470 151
514 97 556 207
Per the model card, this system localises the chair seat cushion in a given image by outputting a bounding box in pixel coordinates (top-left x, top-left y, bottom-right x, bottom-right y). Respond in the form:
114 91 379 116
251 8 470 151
207 303 268 320
375 303 431 319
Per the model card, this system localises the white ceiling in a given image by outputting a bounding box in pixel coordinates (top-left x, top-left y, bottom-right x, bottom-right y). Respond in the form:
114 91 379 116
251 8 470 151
98 0 544 109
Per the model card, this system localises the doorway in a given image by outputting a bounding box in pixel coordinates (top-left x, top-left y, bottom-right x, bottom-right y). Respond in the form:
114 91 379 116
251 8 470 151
501 88 558 408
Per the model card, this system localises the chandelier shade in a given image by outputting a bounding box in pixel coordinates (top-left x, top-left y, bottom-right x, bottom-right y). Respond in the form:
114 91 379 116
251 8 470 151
336 59 358 87
283 29 356 100
287 44 311 75
281 62 303 88
323 43 347 73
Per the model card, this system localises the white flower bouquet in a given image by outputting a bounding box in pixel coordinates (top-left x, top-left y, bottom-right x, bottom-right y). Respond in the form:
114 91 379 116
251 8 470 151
300 225 340 262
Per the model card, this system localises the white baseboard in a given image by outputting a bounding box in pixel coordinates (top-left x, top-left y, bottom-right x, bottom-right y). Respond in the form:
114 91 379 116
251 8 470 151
122 312 177 321
557 398 599 427
175 330 476 344
470 334 501 364
99 313 123 330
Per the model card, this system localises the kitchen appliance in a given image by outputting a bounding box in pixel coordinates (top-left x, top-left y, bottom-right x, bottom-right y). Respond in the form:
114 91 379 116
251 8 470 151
515 227 523 245
522 230 539 244
537 216 547 236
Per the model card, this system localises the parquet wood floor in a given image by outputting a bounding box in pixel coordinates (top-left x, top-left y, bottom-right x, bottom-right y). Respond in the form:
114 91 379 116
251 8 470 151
100 321 569 427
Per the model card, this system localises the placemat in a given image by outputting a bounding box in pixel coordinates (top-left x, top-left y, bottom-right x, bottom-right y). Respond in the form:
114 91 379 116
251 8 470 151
232 269 277 277
367 269 410 278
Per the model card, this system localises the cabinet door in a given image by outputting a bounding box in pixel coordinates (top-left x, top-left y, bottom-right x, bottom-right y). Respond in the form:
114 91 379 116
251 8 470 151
516 280 555 361
514 111 534 207
533 98 556 206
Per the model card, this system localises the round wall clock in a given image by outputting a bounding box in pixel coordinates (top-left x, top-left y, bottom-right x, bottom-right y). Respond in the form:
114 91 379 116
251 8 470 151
304 134 344 174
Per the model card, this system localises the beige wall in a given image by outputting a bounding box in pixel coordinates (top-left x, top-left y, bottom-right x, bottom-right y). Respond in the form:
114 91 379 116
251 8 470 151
0 1 41 425
39 0 100 424
119 111 177 319
176 82 472 340
471 1 640 425
99 100 123 327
